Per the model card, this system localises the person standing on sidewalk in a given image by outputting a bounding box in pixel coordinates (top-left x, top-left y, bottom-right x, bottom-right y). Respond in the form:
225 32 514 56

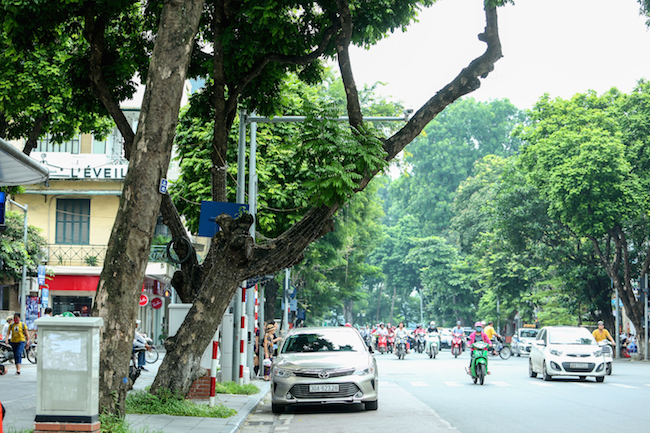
8 313 30 375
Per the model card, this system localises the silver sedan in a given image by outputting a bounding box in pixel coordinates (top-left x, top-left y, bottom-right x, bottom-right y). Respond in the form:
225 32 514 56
270 326 379 413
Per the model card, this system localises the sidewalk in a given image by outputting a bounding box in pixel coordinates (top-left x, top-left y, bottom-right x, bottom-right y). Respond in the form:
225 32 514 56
1 356 270 433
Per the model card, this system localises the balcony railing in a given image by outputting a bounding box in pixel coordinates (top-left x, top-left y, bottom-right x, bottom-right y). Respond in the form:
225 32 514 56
46 244 172 267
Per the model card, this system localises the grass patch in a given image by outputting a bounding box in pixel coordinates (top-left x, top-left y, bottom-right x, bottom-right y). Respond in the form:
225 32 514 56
214 381 260 395
99 414 163 433
126 389 237 418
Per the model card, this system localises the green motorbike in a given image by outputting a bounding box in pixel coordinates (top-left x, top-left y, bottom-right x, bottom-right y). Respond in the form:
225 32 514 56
469 341 489 385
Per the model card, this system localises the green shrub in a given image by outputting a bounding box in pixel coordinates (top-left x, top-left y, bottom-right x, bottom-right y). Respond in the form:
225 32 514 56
214 381 260 395
126 389 237 418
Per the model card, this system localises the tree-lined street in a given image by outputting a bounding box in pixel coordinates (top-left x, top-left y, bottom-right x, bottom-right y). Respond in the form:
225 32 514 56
241 352 650 433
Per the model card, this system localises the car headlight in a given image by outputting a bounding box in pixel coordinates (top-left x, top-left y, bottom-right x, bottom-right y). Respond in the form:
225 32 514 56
550 349 563 356
593 349 603 357
273 367 294 378
355 365 375 376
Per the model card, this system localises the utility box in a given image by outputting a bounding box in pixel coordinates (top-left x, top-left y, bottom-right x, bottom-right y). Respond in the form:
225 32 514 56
169 304 220 370
34 316 103 427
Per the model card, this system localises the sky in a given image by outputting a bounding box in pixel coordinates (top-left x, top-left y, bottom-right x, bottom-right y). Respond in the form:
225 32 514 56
347 0 650 111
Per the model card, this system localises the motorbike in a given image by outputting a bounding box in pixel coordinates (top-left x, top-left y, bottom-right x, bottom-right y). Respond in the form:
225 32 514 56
144 337 160 364
395 335 408 360
129 346 148 386
415 333 426 353
468 341 489 385
599 340 613 375
387 333 395 354
488 336 512 360
0 340 37 365
426 332 440 359
451 332 464 358
377 334 388 354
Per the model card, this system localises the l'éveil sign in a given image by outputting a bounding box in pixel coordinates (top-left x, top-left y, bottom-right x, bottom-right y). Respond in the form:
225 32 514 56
197 201 249 237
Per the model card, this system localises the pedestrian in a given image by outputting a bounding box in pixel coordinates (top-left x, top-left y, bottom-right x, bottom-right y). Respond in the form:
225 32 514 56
44 308 53 317
8 313 30 375
263 323 275 381
1 316 12 344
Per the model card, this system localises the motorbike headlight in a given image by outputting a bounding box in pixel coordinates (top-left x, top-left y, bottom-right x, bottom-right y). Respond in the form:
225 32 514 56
273 367 294 378
355 365 375 376
550 349 563 356
593 350 603 357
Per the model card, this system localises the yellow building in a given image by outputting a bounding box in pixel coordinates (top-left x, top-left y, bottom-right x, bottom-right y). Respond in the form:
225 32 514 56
5 108 180 343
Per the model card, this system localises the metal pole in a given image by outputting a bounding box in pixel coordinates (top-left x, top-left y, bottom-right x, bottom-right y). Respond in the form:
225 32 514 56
232 109 247 382
637 273 648 361
246 117 258 378
9 200 28 321
419 289 423 325
282 269 290 336
615 278 620 359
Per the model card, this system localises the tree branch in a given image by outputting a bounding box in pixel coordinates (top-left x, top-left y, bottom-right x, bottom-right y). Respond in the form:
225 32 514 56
22 114 48 155
83 6 135 160
335 0 362 129
224 24 337 115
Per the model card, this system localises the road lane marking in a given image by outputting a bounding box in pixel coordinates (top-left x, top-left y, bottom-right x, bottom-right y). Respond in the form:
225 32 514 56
444 381 464 387
529 381 553 387
610 383 638 389
380 381 399 387
491 381 512 387
574 383 595 388
410 381 430 387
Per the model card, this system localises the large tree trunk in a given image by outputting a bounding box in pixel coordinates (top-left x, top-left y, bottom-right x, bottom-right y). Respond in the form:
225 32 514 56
343 299 354 324
92 0 204 416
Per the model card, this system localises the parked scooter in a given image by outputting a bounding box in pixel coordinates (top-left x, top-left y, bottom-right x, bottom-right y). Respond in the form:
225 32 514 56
377 334 388 354
426 331 440 359
599 340 613 375
467 341 490 385
395 335 408 360
451 332 464 358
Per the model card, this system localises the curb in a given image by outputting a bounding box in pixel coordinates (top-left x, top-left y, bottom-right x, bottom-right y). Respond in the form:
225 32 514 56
225 381 271 433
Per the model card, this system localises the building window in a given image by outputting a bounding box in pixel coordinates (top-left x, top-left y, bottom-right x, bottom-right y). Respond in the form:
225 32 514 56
36 135 80 154
56 199 90 245
0 285 10 310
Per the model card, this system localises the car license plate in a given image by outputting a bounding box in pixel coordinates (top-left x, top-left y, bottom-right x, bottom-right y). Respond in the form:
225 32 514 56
570 363 589 369
309 384 339 393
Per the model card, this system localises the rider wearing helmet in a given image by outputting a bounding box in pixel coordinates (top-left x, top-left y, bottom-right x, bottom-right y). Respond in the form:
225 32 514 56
427 321 438 333
467 321 491 370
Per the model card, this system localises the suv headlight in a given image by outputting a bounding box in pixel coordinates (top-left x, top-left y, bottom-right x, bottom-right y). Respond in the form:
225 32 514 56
550 349 563 356
355 365 375 376
273 367 294 378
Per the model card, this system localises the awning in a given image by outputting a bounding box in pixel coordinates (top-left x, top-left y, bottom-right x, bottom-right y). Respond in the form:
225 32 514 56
0 138 50 186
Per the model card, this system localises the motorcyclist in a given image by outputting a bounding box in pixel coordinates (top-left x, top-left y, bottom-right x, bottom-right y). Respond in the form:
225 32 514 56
467 321 492 371
592 321 616 346
484 321 502 355
451 321 464 351
414 324 426 336
395 322 411 354
427 321 438 333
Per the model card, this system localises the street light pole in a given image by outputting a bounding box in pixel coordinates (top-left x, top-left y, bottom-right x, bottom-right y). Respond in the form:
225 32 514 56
9 199 28 321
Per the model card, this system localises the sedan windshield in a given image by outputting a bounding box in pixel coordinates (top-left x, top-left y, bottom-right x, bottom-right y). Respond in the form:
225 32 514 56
281 332 365 353
549 329 595 345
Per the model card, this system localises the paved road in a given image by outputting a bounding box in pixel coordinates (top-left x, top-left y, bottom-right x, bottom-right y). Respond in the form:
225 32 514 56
239 349 650 433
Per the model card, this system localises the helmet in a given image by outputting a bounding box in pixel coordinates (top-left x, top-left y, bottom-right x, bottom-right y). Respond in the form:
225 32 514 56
430 321 435 326
62 311 75 317
379 322 384 326
474 321 482 328
417 324 422 328
345 322 352 327
457 321 462 326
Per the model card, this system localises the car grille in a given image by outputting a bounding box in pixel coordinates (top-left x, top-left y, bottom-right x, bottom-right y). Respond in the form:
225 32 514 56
561 362 595 372
289 383 360 399
566 354 590 358
293 368 355 378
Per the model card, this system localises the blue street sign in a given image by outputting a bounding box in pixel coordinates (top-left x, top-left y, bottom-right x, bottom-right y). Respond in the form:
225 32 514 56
197 201 249 237
41 288 49 308
37 265 46 285
159 179 168 194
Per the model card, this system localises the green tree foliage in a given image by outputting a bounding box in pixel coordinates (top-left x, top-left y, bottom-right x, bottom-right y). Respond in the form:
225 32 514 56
386 98 524 234
514 84 650 341
0 211 47 282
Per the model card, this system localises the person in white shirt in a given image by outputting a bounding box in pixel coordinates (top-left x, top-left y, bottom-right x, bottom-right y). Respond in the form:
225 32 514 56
1 316 12 343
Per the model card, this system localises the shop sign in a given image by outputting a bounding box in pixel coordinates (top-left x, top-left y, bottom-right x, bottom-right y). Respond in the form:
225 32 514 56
151 297 163 309
139 294 149 307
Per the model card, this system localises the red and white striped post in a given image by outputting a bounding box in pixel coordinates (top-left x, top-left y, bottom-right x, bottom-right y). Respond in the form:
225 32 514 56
209 340 219 407
239 286 247 384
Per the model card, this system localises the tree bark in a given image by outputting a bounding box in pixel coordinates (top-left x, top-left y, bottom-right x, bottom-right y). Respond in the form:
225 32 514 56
92 0 204 416
343 299 354 324
264 279 279 325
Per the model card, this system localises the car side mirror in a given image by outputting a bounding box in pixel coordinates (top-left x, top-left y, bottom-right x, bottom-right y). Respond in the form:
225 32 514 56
368 345 374 353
